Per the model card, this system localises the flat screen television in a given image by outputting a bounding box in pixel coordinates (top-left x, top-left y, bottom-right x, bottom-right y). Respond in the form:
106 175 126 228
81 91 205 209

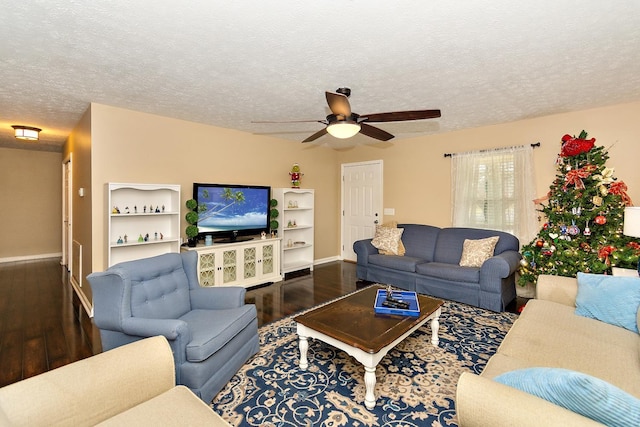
193 183 271 243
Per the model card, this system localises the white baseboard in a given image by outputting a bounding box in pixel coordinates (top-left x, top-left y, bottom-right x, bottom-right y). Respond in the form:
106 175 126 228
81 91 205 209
314 256 341 266
0 252 62 264
69 278 94 318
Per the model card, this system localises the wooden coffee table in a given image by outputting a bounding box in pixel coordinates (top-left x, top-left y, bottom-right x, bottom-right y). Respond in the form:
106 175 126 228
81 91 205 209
294 285 443 410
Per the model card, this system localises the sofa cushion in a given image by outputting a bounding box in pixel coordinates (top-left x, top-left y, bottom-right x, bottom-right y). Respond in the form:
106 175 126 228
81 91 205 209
368 254 424 272
575 272 640 333
417 262 480 283
498 299 640 396
494 368 640 427
371 226 404 255
181 306 257 362
459 236 500 267
397 224 440 261
433 228 518 265
96 386 231 426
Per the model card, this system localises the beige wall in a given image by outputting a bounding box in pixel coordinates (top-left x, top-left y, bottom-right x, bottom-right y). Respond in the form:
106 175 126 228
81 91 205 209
338 101 640 232
89 103 341 271
56 98 640 306
63 106 93 303
0 147 62 260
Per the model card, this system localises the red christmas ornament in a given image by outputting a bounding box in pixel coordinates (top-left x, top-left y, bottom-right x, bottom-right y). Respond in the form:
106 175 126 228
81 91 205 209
560 134 596 157
594 215 607 225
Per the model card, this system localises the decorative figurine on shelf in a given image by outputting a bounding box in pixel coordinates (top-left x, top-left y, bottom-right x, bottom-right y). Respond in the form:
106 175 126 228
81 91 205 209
154 232 158 240
144 233 149 242
149 205 154 213
124 234 128 243
160 232 164 240
162 204 165 212
125 206 130 214
112 206 120 214
287 220 293 228
117 236 123 244
134 205 138 213
261 231 266 240
143 206 147 213
138 234 144 242
289 163 303 188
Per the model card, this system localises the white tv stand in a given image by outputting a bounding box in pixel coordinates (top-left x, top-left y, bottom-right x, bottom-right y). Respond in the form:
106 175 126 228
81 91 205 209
181 237 282 288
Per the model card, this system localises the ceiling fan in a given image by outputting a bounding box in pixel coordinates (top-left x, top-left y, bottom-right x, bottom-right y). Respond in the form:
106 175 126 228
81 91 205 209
255 88 441 143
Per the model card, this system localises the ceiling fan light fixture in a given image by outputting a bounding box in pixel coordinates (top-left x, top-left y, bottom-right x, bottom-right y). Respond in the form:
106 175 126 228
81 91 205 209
12 125 41 141
326 121 361 139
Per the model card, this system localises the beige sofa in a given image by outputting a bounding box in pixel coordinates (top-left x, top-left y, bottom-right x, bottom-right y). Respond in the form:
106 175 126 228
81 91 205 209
0 336 230 426
456 274 640 426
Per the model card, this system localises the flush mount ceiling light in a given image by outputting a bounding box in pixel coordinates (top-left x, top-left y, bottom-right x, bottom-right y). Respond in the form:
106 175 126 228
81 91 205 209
326 121 361 139
12 125 41 141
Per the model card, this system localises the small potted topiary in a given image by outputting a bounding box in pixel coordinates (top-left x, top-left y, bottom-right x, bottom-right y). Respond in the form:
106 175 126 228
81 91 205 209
269 198 279 235
185 199 199 247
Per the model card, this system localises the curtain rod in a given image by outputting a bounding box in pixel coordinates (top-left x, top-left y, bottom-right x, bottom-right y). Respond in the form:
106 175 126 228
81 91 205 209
443 142 540 158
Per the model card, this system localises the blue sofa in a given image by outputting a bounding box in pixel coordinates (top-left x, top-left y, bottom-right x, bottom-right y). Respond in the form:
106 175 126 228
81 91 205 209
88 251 259 403
353 224 521 312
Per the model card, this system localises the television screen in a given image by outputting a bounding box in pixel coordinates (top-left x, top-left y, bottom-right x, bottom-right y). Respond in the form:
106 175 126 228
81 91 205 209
193 183 271 242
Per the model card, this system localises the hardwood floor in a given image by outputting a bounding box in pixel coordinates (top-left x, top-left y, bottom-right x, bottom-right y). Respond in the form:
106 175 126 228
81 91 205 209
0 258 94 387
0 257 523 388
0 258 363 387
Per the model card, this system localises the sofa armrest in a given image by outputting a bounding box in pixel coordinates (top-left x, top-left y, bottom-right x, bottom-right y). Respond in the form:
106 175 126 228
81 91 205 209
0 336 176 426
190 286 246 309
536 274 578 307
478 250 520 291
353 239 378 266
456 372 604 427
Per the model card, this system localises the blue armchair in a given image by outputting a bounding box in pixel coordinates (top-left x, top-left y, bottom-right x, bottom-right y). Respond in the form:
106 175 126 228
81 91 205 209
87 251 259 403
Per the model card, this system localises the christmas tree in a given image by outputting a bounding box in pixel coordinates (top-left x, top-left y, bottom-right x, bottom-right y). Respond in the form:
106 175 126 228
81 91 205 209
518 130 639 285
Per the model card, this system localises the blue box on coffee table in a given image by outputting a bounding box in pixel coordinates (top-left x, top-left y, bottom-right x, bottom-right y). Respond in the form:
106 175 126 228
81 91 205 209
374 289 420 317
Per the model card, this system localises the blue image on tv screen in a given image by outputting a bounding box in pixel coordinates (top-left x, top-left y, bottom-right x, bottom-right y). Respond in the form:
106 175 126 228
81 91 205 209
196 186 269 233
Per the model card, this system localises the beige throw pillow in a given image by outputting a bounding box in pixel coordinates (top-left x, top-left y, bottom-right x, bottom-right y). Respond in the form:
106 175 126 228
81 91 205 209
459 236 500 267
372 226 405 255
375 222 406 256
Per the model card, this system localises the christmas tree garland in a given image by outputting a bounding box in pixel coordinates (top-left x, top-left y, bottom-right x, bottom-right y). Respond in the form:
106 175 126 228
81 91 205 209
518 131 639 286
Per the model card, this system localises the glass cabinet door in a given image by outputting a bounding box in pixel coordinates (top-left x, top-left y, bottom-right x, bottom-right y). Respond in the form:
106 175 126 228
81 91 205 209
222 249 237 283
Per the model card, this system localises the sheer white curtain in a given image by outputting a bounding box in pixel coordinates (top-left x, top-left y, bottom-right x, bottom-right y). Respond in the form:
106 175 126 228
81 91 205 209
451 145 538 246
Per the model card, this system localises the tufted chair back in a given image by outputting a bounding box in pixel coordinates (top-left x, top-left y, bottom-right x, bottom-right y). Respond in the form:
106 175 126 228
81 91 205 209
127 255 192 319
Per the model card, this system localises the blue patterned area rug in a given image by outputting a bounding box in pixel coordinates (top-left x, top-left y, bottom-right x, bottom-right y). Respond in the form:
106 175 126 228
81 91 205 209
211 297 517 427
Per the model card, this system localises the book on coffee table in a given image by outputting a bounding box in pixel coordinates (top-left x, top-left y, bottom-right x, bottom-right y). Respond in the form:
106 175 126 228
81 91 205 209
374 289 420 317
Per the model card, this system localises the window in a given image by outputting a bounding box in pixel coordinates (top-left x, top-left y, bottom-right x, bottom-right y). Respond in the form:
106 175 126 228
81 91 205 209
451 145 538 245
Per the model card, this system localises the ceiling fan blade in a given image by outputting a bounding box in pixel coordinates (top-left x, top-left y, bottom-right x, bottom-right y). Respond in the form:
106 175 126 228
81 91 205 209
361 109 441 123
302 128 328 143
252 119 323 124
359 123 394 141
325 92 352 117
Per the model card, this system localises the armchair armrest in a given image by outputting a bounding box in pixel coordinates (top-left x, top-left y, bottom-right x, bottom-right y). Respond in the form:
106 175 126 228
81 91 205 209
536 274 578 307
353 239 378 266
122 317 190 342
456 373 603 427
190 286 246 309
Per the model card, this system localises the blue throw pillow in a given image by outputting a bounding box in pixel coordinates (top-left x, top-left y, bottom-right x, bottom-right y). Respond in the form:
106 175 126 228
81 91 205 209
494 368 640 427
575 272 640 333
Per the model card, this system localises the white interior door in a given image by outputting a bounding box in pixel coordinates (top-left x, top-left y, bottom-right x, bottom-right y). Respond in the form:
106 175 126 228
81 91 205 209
341 160 383 262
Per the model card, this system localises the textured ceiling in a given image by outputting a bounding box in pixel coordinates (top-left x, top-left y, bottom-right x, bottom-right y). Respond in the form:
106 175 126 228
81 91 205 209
2 1 640 151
